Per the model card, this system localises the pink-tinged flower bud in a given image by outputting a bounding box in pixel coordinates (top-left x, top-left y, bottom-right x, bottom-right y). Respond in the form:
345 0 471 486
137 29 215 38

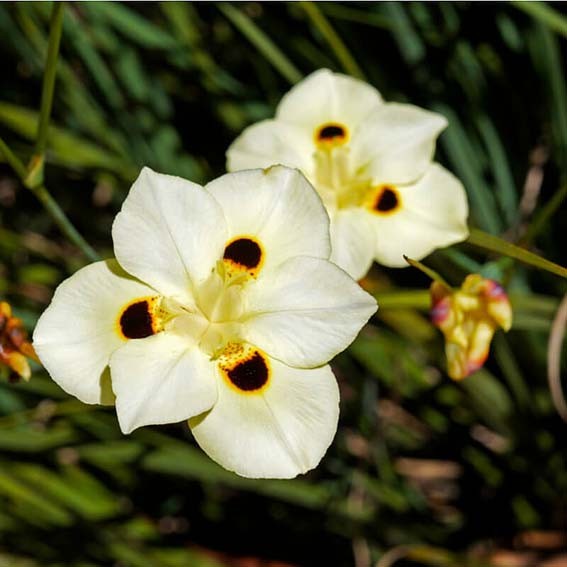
430 275 512 380
0 301 39 382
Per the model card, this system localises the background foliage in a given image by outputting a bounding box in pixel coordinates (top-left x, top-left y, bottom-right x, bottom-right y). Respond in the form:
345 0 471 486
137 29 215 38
0 2 566 566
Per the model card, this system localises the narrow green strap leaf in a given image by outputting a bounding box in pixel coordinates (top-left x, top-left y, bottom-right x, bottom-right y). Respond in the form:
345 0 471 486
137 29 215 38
301 2 365 79
511 1 567 39
319 3 392 29
468 227 567 279
218 3 302 85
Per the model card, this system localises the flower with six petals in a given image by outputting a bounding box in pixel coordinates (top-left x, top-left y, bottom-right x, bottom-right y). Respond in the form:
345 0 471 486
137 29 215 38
227 69 469 280
33 166 377 478
430 275 512 381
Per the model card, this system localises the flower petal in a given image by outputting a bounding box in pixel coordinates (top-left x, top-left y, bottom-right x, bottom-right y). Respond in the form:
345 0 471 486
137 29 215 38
33 260 156 405
110 333 217 434
276 69 383 132
354 103 447 185
329 209 376 280
206 167 331 272
243 256 377 368
112 167 228 302
370 164 469 267
190 359 339 479
226 120 312 174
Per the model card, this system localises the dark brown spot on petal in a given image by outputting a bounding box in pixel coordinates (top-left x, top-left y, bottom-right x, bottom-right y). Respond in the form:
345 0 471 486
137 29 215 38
374 187 399 213
315 123 348 145
119 300 155 339
224 238 262 269
318 124 344 140
226 351 269 392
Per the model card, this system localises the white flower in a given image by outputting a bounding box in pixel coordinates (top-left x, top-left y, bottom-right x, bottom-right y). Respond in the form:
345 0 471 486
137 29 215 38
227 69 469 280
33 166 377 479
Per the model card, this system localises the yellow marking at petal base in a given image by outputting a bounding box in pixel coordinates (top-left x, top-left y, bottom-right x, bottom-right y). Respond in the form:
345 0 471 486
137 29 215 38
218 342 271 395
223 235 265 278
314 122 349 148
366 184 402 216
116 296 163 340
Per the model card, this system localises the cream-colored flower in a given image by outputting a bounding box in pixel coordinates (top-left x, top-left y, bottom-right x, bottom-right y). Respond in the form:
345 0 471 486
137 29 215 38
431 275 512 380
227 69 469 280
33 166 377 479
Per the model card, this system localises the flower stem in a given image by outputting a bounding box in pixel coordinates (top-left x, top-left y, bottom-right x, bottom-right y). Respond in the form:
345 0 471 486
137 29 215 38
404 256 451 289
33 1 65 169
467 227 567 279
374 288 558 316
0 136 99 263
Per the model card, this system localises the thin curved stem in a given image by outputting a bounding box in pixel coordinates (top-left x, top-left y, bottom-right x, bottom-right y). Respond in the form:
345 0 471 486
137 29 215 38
0 136 99 262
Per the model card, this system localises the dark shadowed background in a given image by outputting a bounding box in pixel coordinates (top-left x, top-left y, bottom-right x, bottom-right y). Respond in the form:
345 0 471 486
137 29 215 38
0 2 566 566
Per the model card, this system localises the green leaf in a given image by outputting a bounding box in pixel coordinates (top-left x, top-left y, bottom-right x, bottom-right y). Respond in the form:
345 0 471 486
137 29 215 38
0 468 72 526
0 102 135 177
86 2 178 50
0 425 78 452
218 3 302 85
13 463 122 521
142 444 331 510
467 228 567 279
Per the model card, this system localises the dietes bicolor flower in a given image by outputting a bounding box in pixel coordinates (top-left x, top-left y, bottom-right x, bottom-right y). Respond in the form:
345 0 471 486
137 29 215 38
227 69 469 280
33 166 377 478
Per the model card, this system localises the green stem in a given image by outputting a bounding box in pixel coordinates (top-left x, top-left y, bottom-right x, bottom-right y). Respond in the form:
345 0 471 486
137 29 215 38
374 288 558 316
33 1 65 179
0 137 28 180
301 2 365 79
33 184 99 262
218 3 302 85
374 290 430 310
404 256 452 289
0 136 99 262
467 227 567 279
